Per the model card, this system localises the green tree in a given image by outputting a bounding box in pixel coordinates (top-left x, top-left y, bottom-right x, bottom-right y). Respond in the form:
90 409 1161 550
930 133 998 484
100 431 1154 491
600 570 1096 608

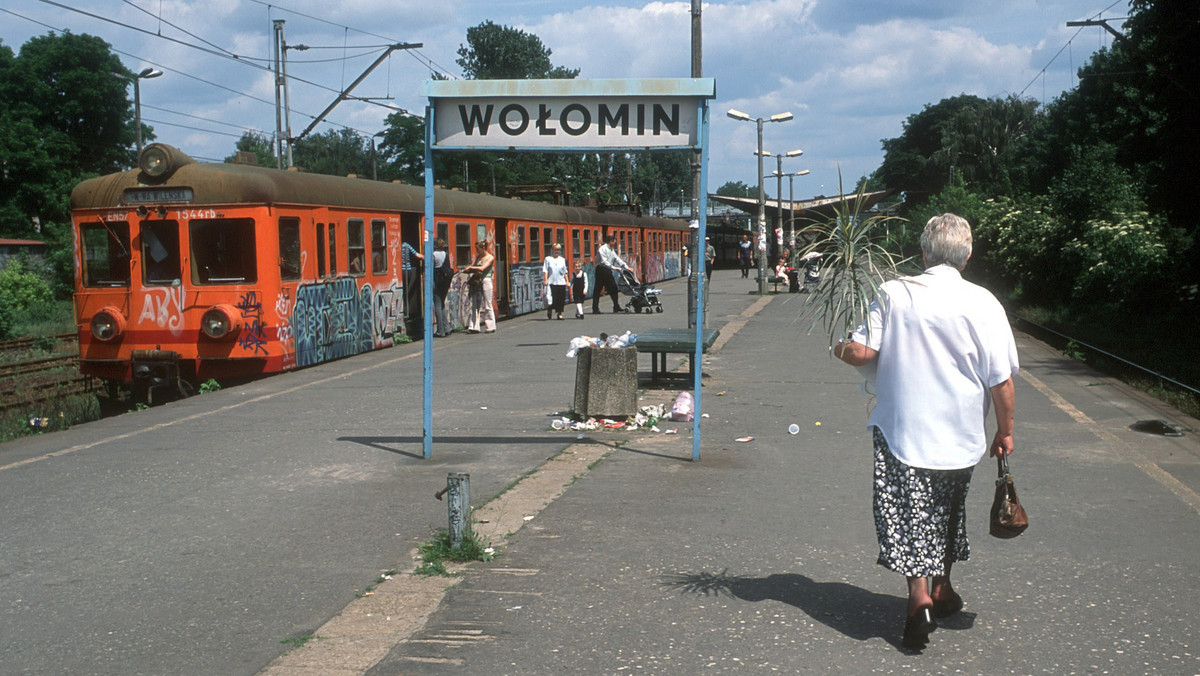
716 181 756 198
456 21 580 80
876 94 986 211
0 33 136 238
225 132 278 168
291 128 373 178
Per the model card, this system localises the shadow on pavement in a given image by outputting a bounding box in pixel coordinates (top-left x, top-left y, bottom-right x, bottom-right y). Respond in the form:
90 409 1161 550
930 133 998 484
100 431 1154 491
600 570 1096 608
661 569 977 652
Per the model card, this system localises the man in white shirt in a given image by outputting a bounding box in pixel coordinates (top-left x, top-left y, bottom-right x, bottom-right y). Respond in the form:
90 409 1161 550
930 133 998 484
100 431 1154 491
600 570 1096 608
835 213 1018 651
593 234 629 314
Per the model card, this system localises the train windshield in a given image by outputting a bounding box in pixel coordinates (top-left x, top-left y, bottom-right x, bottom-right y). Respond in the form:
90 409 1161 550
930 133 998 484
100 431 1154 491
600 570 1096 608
81 221 131 287
190 218 258 285
141 221 181 286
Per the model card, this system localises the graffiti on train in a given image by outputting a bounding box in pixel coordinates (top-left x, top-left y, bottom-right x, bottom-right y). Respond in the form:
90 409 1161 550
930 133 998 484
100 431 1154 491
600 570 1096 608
235 290 268 355
508 264 547 316
291 278 378 367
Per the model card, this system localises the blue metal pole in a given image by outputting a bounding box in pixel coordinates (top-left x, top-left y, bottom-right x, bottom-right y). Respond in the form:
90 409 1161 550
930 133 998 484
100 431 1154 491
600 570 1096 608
692 100 710 462
422 105 435 460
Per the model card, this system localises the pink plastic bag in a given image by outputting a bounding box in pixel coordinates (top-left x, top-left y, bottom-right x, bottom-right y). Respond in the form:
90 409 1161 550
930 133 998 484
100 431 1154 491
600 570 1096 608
670 391 694 422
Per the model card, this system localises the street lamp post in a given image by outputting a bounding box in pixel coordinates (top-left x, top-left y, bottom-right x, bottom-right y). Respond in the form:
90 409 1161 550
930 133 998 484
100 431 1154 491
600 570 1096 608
727 109 793 294
760 149 803 261
772 168 810 249
131 67 163 154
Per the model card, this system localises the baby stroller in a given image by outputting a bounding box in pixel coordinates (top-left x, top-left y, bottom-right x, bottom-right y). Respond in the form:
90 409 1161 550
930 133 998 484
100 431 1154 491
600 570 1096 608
799 251 822 293
616 268 664 313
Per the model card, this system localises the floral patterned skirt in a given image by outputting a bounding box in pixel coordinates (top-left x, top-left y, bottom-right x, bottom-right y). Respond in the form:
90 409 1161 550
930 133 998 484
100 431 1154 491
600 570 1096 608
872 427 974 577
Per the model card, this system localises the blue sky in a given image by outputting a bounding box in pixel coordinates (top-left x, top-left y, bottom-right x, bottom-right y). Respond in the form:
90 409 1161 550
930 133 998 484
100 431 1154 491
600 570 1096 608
1 0 1127 202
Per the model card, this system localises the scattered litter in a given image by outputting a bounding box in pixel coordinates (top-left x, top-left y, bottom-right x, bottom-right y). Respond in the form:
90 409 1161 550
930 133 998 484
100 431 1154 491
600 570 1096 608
701 413 709 418
566 331 638 357
814 421 821 426
716 391 726 396
507 606 523 612
551 419 566 430
735 436 755 442
665 429 678 434
788 424 800 435
480 406 488 410
523 516 535 521
670 391 694 421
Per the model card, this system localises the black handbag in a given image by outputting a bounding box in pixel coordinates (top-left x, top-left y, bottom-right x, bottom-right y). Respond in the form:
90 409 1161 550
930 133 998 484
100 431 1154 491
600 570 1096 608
989 454 1029 538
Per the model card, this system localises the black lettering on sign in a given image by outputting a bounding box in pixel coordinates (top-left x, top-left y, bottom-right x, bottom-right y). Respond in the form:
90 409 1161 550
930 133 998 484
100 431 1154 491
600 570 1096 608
459 105 493 133
500 104 529 135
598 104 628 135
561 103 590 136
454 102 684 138
537 104 556 136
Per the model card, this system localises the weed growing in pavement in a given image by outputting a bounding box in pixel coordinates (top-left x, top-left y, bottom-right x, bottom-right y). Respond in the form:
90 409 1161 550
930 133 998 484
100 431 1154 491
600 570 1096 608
198 379 221 394
280 633 319 650
414 527 494 577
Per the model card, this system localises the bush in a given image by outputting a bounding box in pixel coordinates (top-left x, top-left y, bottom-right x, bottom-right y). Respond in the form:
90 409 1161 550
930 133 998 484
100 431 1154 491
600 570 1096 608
0 260 56 339
1064 211 1170 306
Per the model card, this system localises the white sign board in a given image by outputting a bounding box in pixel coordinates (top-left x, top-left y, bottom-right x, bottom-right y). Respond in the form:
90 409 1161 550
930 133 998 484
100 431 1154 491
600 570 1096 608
424 78 714 150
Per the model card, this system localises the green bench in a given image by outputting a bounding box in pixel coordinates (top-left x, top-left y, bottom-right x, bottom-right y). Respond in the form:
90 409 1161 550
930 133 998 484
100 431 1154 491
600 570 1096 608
634 328 720 382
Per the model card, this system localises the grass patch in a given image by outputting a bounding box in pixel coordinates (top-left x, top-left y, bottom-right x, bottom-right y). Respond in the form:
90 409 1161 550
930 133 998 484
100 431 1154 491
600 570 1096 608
0 393 100 443
280 633 319 650
414 527 494 577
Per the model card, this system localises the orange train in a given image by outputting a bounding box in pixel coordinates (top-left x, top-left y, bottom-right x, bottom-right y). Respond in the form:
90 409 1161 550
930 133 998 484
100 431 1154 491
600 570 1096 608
69 144 690 400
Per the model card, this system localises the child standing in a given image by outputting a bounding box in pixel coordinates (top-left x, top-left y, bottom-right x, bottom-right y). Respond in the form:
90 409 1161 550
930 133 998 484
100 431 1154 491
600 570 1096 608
571 260 588 319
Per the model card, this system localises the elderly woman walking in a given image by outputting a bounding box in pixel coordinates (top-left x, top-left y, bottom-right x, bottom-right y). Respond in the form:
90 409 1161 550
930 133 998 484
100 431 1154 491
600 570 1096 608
834 213 1019 651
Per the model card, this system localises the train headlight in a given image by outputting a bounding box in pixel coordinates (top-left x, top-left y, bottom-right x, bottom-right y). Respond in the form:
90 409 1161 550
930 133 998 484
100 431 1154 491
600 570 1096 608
138 143 193 181
90 307 126 342
200 304 241 340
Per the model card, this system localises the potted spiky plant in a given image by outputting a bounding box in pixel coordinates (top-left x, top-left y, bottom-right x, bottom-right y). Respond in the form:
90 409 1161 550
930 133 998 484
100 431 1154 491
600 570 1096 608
795 173 910 348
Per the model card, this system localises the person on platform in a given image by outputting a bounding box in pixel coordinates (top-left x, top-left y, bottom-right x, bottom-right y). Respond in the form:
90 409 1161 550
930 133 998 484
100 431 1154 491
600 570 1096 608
593 234 629 315
834 213 1019 651
543 243 570 320
738 233 753 278
705 237 716 282
464 239 496 334
571 259 589 319
431 238 453 337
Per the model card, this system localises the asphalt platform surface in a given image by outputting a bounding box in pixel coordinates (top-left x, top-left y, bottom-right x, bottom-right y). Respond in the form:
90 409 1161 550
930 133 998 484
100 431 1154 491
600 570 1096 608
3 270 1200 675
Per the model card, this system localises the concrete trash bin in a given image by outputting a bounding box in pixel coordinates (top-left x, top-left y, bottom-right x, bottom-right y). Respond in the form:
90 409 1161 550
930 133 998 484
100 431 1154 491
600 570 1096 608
573 347 638 418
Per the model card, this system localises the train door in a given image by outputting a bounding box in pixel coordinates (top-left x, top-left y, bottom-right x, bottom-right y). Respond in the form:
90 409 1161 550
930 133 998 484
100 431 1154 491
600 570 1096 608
401 213 423 333
493 219 509 316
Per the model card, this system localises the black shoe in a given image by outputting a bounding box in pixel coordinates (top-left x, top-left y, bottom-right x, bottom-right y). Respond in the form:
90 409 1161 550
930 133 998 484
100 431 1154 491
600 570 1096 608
576 312 584 319
932 591 963 619
902 607 936 650
592 309 603 314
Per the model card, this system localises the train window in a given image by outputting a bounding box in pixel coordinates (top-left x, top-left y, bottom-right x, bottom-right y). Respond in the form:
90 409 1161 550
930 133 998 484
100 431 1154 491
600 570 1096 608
619 231 627 256
316 224 327 277
544 227 554 260
81 221 131 287
437 222 449 244
347 219 365 276
582 230 591 260
279 218 301 280
455 222 471 269
371 220 388 274
517 225 526 263
327 223 337 276
190 218 257 285
572 230 580 258
529 227 539 262
140 221 180 286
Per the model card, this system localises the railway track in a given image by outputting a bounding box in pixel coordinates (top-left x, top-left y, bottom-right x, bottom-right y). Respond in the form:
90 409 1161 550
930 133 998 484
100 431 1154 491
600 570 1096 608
0 334 95 416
